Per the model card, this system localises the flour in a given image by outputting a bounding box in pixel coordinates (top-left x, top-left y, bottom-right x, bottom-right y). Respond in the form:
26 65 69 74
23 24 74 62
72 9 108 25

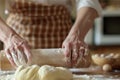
0 74 120 80
0 75 13 80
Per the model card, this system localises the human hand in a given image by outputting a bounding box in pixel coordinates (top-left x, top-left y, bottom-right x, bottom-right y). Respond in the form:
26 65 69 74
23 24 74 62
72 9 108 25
62 33 89 67
3 33 31 67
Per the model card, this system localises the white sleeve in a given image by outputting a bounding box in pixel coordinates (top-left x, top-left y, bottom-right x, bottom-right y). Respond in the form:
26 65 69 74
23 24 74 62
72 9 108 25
76 0 102 16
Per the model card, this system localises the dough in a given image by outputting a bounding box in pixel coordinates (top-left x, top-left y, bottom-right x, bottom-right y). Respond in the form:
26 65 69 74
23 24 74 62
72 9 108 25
38 65 73 80
14 65 73 80
14 65 40 80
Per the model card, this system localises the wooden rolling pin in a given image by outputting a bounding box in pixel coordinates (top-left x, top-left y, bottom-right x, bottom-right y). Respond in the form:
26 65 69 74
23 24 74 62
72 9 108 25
31 48 67 67
0 48 91 70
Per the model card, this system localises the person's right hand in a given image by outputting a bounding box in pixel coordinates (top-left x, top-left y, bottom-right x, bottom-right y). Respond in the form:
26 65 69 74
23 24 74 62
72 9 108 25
62 32 89 68
3 33 32 68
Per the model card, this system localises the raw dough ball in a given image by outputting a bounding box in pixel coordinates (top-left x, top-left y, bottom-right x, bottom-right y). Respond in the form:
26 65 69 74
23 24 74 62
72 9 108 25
14 65 40 80
38 65 73 80
103 64 112 72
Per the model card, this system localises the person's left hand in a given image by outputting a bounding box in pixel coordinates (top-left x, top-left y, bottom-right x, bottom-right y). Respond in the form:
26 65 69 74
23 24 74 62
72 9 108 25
4 34 32 68
62 33 88 67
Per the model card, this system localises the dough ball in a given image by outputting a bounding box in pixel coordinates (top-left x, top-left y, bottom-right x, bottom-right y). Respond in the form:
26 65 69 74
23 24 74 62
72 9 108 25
38 65 73 80
103 64 112 72
14 65 40 80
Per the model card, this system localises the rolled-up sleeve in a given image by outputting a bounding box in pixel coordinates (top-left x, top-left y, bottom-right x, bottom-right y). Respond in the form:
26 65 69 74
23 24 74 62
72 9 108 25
76 0 102 16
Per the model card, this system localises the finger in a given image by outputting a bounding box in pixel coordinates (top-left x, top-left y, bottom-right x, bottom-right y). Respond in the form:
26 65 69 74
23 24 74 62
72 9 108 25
16 46 28 66
70 39 79 67
63 43 72 67
78 46 85 59
5 49 16 67
64 43 71 57
74 46 85 67
71 49 78 65
80 42 88 55
22 43 32 65
64 54 72 68
10 48 21 67
17 50 27 66
84 45 89 55
71 42 79 63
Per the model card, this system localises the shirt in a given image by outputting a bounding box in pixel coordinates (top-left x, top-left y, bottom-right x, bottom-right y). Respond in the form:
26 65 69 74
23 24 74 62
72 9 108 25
6 0 102 17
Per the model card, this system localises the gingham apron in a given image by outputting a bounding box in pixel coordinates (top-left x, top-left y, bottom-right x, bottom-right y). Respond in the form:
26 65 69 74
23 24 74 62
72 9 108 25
6 1 72 49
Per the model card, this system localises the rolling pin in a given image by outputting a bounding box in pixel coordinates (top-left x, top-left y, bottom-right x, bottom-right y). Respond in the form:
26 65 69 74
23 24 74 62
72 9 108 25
0 48 91 70
31 48 67 67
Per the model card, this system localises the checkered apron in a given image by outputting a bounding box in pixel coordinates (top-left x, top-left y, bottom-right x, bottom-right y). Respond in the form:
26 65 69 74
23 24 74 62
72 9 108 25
6 1 72 49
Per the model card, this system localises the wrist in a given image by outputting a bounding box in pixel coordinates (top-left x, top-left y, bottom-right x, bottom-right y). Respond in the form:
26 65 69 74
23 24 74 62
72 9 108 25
68 26 85 41
68 31 84 42
1 30 15 44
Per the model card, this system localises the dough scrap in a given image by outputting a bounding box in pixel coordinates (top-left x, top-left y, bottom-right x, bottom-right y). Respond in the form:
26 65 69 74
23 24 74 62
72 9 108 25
14 65 73 80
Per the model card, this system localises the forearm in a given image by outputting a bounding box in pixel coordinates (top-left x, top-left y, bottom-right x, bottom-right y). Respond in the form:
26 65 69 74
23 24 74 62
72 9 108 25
0 17 14 43
69 7 98 41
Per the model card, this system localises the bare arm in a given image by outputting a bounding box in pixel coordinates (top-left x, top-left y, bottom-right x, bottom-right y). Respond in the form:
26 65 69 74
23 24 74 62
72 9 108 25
0 17 31 67
0 17 15 43
68 7 98 41
62 7 99 67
